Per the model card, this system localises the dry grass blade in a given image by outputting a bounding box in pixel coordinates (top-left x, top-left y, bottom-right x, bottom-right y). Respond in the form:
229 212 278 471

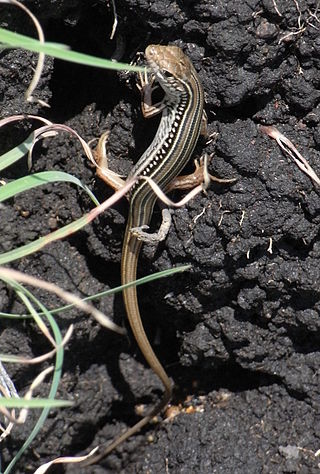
145 176 206 207
0 267 125 334
0 0 48 106
272 0 282 17
142 154 212 207
32 123 95 165
0 416 14 441
0 114 52 128
0 177 135 265
260 125 320 186
33 447 99 474
0 362 18 399
0 361 18 441
109 0 118 40
0 367 53 424
0 325 73 365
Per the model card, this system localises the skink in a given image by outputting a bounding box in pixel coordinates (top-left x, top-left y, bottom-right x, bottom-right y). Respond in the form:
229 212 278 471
87 44 206 464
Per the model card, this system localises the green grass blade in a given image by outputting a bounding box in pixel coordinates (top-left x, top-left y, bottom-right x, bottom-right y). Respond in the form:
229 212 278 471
3 282 64 474
0 312 30 319
48 265 191 313
0 178 134 265
0 135 33 172
0 28 144 72
0 265 191 318
0 213 88 264
0 398 73 408
0 171 99 206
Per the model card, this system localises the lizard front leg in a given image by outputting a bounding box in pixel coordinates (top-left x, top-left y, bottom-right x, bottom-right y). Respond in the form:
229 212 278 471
94 131 126 191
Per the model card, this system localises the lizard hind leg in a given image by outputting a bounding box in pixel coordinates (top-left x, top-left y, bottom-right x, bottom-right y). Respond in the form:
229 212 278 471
167 154 237 193
130 208 172 243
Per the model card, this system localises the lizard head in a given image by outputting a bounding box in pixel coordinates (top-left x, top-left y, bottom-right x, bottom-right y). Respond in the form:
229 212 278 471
145 44 195 93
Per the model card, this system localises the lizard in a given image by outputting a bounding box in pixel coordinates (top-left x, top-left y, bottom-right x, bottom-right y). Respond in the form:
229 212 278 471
85 44 220 465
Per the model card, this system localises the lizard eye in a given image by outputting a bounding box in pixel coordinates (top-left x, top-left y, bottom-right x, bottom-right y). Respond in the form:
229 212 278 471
162 70 172 79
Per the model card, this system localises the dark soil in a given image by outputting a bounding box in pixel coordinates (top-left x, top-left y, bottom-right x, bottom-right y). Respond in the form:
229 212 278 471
1 0 320 473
